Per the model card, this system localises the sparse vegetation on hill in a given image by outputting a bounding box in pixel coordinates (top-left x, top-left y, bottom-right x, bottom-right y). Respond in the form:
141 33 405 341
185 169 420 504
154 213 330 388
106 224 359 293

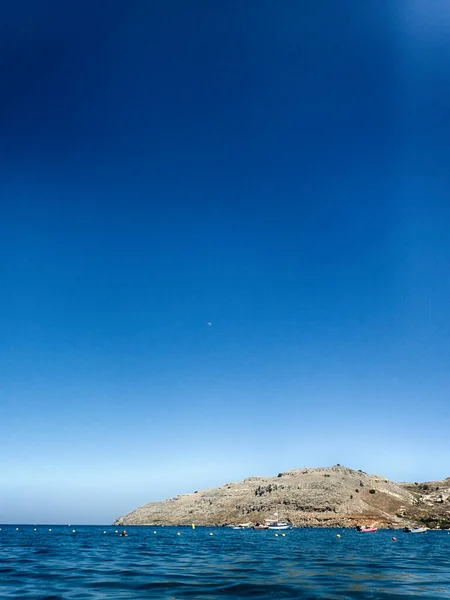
115 466 450 529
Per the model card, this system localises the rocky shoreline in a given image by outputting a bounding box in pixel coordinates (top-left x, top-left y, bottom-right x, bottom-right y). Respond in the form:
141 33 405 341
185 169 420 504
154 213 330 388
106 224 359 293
114 465 450 529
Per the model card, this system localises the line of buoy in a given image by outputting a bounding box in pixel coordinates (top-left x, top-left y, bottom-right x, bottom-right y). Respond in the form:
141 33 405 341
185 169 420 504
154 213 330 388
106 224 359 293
6 526 434 541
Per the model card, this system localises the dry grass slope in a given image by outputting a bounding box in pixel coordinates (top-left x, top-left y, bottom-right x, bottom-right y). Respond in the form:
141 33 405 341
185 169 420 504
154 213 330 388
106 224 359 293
114 466 450 528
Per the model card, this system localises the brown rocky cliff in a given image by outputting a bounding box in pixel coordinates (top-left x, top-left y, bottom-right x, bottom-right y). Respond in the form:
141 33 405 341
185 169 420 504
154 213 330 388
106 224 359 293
115 465 450 528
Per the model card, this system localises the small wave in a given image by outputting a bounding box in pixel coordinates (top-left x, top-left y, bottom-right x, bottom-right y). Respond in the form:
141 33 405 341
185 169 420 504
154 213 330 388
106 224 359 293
0 527 449 598
216 582 310 598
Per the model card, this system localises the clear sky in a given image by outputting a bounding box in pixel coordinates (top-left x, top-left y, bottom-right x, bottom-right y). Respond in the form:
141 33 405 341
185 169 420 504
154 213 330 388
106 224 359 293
2 1 450 524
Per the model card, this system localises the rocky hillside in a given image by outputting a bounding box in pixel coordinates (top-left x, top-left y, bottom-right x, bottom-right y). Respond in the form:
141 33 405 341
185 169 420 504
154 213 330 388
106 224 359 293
114 465 450 528
398 476 450 529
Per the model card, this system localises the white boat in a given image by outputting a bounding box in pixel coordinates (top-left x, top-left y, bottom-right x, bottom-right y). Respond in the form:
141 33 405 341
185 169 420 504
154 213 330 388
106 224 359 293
266 513 292 530
268 522 291 530
403 526 427 534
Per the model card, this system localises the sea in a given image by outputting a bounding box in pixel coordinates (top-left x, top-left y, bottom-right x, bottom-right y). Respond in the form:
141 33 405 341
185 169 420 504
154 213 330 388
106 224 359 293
1 525 450 599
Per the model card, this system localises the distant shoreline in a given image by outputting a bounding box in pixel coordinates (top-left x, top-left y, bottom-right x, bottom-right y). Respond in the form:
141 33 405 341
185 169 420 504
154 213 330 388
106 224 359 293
114 465 450 530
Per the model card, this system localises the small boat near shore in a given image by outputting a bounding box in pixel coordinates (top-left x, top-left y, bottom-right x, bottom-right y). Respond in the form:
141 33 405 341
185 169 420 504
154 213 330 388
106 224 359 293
268 521 291 530
404 527 427 534
356 525 378 533
266 513 292 530
231 513 293 531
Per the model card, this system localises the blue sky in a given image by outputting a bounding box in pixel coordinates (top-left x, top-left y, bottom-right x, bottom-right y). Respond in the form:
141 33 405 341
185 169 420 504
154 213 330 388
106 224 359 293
2 1 450 524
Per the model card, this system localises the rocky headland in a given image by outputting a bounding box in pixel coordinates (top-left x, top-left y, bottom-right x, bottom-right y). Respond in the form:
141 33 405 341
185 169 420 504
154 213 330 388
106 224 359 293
114 465 450 529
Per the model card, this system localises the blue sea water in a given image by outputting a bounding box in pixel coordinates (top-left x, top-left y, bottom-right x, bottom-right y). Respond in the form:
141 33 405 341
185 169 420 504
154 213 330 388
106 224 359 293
1 525 450 599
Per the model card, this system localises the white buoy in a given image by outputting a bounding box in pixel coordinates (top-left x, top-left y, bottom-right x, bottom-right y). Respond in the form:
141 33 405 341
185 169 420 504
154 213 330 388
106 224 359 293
48 529 52 532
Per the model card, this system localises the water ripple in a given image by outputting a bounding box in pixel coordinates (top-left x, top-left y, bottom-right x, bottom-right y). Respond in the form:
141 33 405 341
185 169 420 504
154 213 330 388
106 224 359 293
0 526 449 598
